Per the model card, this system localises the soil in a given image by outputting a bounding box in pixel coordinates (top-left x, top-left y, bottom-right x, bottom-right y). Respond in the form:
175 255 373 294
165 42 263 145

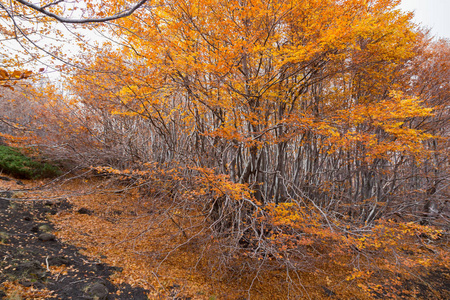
0 182 150 299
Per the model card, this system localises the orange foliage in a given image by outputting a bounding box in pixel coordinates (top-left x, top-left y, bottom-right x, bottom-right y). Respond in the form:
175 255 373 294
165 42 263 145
1 0 449 299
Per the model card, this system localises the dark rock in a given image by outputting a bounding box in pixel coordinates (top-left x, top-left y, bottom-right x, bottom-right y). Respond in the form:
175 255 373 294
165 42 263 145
48 255 70 266
0 191 12 198
19 280 32 287
77 207 93 215
110 266 123 272
32 281 45 289
92 263 105 272
38 232 56 241
86 282 109 300
14 260 46 279
322 286 336 297
31 225 40 232
17 261 41 271
57 199 72 210
169 284 182 298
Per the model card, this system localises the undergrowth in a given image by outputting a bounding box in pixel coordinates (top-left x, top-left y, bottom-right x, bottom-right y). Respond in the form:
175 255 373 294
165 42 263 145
47 175 449 299
0 145 61 179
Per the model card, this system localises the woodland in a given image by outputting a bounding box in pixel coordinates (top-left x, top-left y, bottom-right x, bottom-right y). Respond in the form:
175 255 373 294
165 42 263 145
0 0 449 299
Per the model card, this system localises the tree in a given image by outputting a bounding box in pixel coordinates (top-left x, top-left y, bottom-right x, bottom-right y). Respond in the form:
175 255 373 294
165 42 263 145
11 0 149 24
2 0 449 298
0 0 150 89
80 0 432 212
0 0 149 141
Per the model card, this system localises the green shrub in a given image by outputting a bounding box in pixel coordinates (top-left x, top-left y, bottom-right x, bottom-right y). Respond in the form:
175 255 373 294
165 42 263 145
0 146 61 179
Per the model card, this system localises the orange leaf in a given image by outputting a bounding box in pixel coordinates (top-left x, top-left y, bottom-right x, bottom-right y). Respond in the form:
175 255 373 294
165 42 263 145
0 68 8 79
11 70 22 79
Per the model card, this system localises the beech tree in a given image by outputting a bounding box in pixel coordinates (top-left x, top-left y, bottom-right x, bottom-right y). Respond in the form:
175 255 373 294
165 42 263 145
1 0 448 298
0 0 150 136
31 0 445 232
67 0 435 216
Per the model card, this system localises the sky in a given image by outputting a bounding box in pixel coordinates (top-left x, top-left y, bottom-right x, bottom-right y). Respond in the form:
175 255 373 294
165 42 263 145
399 0 450 39
2 0 448 75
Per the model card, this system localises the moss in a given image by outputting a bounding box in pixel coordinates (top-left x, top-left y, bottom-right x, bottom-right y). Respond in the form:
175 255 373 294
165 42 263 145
0 146 61 179
38 225 52 233
0 232 10 243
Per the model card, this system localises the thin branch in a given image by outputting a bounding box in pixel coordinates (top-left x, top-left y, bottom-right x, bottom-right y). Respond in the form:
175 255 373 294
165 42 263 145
41 0 65 10
13 0 149 23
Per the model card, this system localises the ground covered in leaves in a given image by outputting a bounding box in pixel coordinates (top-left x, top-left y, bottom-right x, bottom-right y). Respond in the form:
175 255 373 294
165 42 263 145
1 175 450 299
0 177 149 300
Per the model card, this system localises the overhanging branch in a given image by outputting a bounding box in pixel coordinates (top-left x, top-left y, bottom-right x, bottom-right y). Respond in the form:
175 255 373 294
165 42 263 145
13 0 149 23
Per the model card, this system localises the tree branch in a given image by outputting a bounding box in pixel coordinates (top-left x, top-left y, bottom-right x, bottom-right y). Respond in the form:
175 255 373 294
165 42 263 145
13 0 149 23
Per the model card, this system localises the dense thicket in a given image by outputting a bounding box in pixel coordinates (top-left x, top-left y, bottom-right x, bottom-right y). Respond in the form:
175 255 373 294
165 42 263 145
1 0 449 297
57 0 449 227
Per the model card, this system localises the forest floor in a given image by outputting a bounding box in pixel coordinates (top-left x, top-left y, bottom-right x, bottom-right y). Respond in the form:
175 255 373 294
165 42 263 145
1 174 450 300
0 175 243 300
0 176 150 300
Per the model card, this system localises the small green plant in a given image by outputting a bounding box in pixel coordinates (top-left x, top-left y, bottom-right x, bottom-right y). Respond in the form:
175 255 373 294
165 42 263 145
0 232 9 243
38 225 52 233
0 146 61 179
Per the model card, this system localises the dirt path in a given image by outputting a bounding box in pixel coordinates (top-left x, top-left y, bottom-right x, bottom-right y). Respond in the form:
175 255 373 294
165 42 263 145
0 178 150 300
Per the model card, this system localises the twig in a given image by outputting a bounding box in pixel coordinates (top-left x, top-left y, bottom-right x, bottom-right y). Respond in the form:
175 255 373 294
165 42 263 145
45 256 50 272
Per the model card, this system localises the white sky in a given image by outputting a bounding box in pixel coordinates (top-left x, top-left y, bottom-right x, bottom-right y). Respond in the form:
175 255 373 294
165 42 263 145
399 0 450 39
2 0 448 74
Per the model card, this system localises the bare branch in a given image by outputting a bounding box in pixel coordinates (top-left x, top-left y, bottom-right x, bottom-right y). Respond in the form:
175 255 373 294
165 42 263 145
41 0 65 10
13 0 149 23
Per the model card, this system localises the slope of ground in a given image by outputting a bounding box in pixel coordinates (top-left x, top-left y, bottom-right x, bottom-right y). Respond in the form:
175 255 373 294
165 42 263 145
1 174 449 299
0 177 149 300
